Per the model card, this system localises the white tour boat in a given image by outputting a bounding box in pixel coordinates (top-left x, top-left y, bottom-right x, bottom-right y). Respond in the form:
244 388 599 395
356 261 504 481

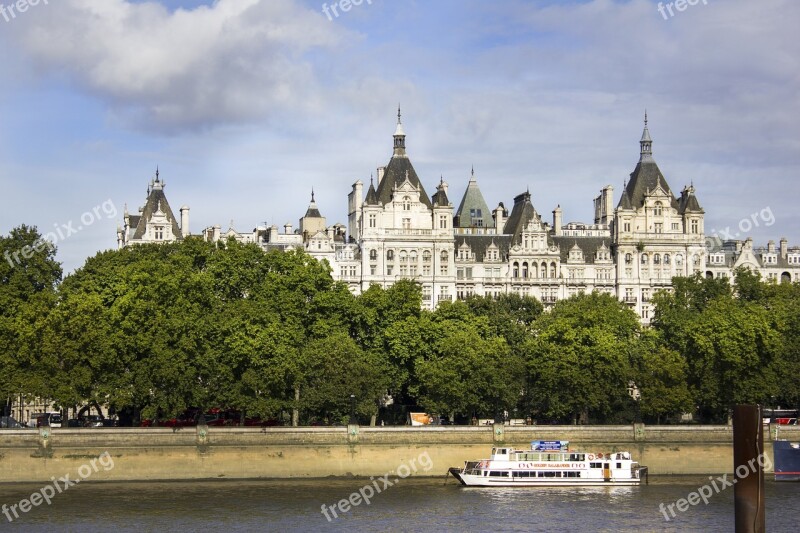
448 440 647 487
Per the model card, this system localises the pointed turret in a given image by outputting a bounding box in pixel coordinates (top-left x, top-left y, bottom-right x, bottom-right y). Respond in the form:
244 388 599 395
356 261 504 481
365 177 379 205
455 167 493 228
375 108 433 209
640 111 653 162
393 105 406 157
618 113 679 210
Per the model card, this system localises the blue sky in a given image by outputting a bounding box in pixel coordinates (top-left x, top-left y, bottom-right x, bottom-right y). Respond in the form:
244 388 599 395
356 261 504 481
1 0 798 273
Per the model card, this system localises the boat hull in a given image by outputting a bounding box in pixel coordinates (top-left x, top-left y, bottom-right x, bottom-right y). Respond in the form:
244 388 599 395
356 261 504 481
773 440 800 481
448 468 641 487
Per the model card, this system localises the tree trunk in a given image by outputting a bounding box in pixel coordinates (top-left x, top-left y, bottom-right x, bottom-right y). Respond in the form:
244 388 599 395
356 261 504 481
292 387 300 427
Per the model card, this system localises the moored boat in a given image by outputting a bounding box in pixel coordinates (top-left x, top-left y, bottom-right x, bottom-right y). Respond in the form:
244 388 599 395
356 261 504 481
773 440 800 482
448 440 646 487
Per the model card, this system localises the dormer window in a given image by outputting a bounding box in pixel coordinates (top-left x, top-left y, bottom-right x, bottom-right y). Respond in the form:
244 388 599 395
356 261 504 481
653 201 663 216
403 196 411 211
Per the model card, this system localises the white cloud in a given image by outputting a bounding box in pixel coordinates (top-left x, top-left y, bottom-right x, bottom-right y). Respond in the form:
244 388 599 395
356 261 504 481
8 0 348 131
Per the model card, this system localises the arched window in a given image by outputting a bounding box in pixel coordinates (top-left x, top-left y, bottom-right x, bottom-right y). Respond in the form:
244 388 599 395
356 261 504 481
441 251 448 262
675 254 684 266
423 250 431 263
369 249 377 261
550 262 557 278
522 262 529 278
625 253 633 265
387 250 394 262
641 253 649 264
653 201 663 216
531 264 538 278
513 262 519 278
654 254 661 265
664 254 670 265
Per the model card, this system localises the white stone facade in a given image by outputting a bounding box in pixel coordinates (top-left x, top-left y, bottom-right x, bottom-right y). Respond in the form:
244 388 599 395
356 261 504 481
118 113 800 322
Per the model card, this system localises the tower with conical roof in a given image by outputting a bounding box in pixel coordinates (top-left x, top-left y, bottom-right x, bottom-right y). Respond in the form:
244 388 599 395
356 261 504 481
613 113 706 321
117 168 187 248
299 189 327 239
352 108 455 307
455 167 494 230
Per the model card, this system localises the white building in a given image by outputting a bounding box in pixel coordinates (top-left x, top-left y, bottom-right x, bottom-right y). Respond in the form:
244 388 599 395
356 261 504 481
118 111 800 322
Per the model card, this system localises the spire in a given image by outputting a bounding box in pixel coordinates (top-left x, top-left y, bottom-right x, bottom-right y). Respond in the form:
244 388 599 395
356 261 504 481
640 111 653 161
311 188 315 203
470 165 476 182
393 105 406 157
155 166 160 182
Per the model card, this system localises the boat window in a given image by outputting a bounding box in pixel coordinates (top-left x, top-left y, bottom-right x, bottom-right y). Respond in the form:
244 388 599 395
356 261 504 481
491 448 497 455
617 463 622 469
590 462 602 469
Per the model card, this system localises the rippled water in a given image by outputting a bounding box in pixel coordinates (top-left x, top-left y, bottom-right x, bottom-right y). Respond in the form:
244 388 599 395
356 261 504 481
1 476 797 532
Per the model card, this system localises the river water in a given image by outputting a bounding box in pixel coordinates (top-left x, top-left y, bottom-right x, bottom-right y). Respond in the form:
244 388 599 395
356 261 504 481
1 476 797 532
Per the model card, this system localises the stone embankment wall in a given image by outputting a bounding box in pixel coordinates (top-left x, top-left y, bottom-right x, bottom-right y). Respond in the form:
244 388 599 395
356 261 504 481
1 424 797 483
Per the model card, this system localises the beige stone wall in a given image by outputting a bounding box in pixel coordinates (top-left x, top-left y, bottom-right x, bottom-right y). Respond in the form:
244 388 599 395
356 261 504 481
1 425 797 483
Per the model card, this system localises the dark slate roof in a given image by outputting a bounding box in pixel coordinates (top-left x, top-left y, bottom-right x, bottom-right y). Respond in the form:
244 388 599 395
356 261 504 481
365 181 379 205
304 205 322 218
132 185 181 239
374 156 433 209
128 215 141 229
455 174 493 228
432 182 449 206
618 189 633 210
618 159 679 210
678 188 704 214
457 235 512 262
502 191 542 245
551 236 613 265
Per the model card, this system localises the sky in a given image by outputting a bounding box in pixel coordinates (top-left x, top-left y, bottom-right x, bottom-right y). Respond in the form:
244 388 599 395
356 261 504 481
1 0 798 273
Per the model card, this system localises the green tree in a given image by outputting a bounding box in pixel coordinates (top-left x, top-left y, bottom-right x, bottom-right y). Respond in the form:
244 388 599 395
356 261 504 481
524 292 640 423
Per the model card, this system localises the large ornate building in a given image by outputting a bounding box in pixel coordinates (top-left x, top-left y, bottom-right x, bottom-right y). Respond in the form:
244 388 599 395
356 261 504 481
118 111 800 322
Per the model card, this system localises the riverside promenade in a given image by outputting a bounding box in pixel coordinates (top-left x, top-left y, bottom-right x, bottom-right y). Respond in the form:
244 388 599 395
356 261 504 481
1 424 797 483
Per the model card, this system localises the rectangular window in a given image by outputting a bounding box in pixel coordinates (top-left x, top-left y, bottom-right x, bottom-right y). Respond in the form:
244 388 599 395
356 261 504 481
654 223 662 234
691 220 699 234
369 214 376 228
403 218 411 230
439 215 448 229
623 222 631 232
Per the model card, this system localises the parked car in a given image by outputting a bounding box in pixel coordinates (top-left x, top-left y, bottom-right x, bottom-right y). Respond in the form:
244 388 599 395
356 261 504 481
0 416 23 428
36 413 63 428
80 415 105 428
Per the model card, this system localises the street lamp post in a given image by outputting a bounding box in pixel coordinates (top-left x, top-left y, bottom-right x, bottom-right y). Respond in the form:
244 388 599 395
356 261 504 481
349 394 357 425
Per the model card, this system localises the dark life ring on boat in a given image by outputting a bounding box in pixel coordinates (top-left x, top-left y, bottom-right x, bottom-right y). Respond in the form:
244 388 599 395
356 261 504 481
587 454 594 460
597 453 604 459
